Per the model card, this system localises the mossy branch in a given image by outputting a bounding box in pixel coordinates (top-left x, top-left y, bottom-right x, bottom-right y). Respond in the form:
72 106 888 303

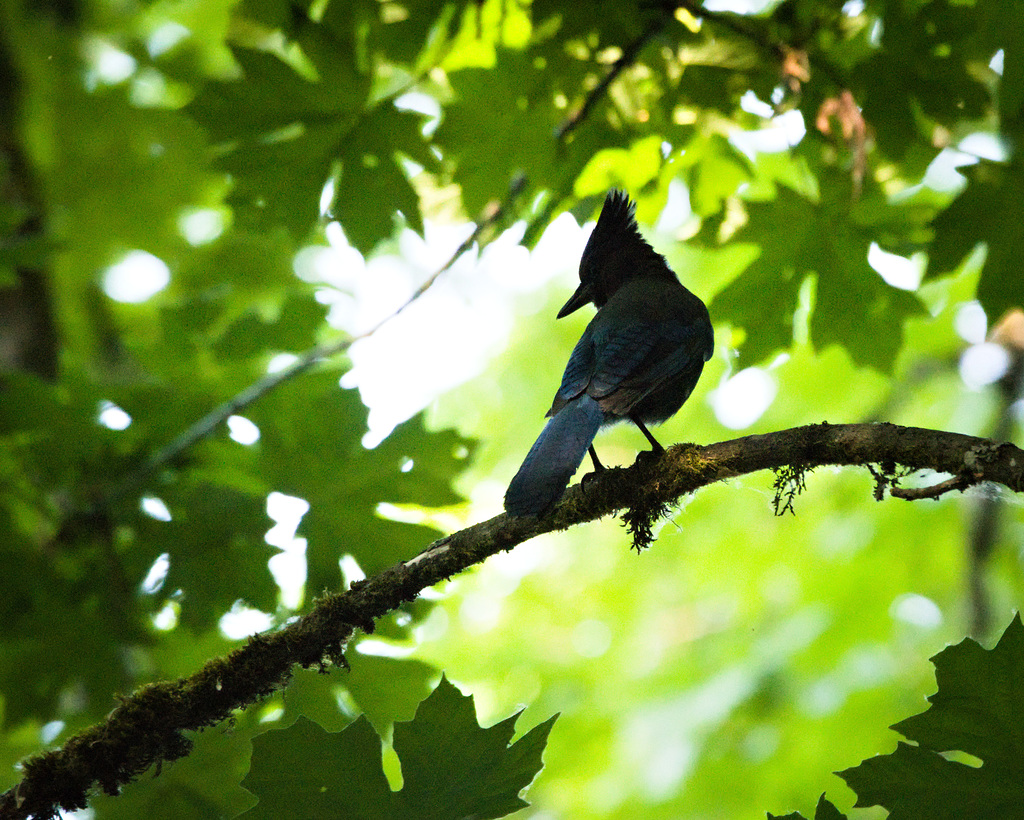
3 422 1022 820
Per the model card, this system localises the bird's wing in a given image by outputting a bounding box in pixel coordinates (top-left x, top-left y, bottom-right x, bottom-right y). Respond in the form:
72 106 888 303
548 330 599 414
587 323 664 399
590 320 708 416
549 319 675 410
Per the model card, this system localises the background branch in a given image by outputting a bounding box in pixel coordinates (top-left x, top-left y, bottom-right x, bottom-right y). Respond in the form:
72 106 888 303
4 422 1022 820
98 181 525 511
671 0 848 90
556 16 669 141
673 0 784 59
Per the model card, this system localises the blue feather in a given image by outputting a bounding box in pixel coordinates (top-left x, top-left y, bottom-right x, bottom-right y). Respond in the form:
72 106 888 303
504 397 604 517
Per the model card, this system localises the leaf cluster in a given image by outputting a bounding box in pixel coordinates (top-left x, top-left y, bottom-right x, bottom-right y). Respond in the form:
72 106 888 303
1 0 1023 818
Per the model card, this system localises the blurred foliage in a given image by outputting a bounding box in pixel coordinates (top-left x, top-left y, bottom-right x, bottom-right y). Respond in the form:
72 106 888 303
1 0 1023 817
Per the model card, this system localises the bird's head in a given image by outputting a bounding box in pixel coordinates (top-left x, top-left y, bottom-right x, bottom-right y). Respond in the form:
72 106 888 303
559 190 674 318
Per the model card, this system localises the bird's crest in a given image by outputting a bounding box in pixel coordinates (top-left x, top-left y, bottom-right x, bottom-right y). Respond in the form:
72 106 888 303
578 190 672 305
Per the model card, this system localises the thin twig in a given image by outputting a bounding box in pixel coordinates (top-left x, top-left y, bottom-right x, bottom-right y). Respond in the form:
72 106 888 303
890 474 972 501
672 0 847 89
556 16 670 141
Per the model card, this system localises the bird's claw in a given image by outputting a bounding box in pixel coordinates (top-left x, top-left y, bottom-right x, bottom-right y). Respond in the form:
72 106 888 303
634 448 662 466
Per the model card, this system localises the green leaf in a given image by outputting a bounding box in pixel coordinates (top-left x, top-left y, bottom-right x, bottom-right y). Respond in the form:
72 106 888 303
191 47 365 141
842 742 999 818
189 35 431 250
329 105 438 250
813 795 847 820
390 676 556 819
329 0 456 70
343 652 437 736
574 136 666 200
926 160 1024 325
676 65 750 116
240 676 557 819
134 482 280 630
436 49 557 217
853 0 991 161
768 794 847 820
213 292 328 360
246 370 472 591
241 715 392 818
0 586 136 726
711 185 922 371
680 134 751 218
276 654 436 736
894 615 1024 762
216 117 348 240
839 615 1024 818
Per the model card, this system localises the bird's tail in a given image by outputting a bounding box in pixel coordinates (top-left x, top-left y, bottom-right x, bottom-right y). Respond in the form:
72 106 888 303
504 396 604 517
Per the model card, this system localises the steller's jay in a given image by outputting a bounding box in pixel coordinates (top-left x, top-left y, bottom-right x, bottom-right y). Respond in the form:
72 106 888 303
504 190 714 517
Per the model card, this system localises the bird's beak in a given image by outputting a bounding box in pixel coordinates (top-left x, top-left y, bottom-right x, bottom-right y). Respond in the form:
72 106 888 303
557 281 594 318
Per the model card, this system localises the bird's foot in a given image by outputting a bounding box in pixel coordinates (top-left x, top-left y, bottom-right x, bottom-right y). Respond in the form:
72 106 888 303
581 469 603 493
634 447 663 466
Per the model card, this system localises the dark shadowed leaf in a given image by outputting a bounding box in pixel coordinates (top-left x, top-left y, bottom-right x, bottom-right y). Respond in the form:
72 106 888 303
767 793 846 820
840 615 1024 818
245 370 472 591
711 185 922 371
926 161 1024 326
240 676 556 819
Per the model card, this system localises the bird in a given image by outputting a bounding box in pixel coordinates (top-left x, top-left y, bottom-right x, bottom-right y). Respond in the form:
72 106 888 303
504 190 714 518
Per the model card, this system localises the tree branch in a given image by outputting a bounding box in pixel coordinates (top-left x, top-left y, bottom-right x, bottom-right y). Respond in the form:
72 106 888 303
555 1 852 145
4 422 1022 819
671 0 848 92
556 16 669 141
